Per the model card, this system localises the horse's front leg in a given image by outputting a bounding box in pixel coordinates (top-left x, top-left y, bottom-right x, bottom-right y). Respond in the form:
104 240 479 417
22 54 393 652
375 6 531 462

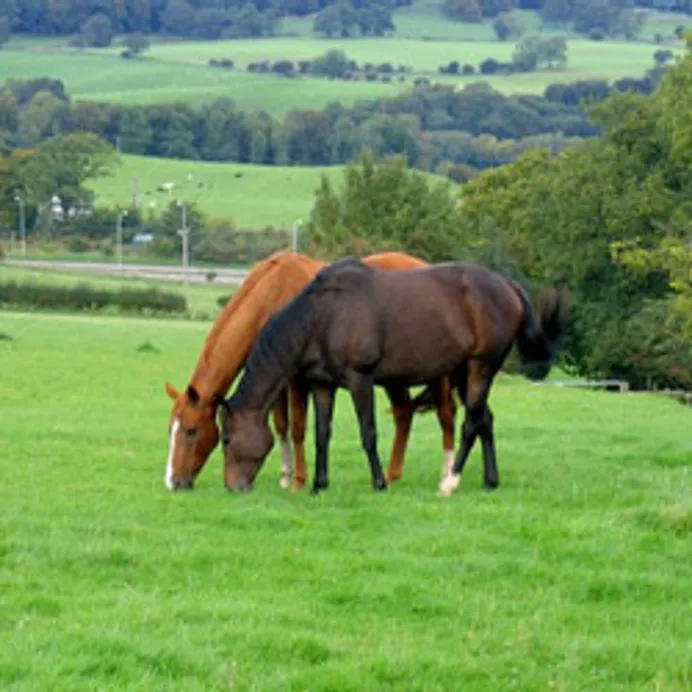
348 374 387 492
289 378 310 491
270 387 292 489
311 384 336 496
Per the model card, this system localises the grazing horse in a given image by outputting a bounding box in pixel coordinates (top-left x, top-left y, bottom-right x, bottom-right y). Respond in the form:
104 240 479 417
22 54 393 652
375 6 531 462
218 258 570 495
164 251 457 491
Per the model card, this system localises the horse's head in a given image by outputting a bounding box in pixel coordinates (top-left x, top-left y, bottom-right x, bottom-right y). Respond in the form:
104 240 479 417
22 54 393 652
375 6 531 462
218 401 274 493
164 382 219 491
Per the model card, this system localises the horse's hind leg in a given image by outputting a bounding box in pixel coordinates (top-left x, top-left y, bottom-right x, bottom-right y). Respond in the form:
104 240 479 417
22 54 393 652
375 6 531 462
271 388 293 489
289 379 309 491
440 360 497 496
349 374 387 492
384 384 413 484
431 377 457 481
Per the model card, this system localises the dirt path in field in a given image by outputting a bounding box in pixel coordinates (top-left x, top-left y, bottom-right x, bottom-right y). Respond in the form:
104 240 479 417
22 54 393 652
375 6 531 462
4 259 250 285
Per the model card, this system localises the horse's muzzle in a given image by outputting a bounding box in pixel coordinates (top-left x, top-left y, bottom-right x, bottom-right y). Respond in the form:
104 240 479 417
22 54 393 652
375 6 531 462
172 478 194 491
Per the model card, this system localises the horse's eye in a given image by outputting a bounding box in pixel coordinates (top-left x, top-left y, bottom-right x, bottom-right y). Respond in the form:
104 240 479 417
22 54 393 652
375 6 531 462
185 428 197 439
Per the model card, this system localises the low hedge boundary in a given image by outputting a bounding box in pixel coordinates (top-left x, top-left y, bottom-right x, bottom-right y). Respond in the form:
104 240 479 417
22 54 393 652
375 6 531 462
0 281 187 315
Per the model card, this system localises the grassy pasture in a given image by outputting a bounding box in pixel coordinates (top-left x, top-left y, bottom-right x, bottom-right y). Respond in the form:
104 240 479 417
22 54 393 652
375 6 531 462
1 310 691 690
87 154 343 227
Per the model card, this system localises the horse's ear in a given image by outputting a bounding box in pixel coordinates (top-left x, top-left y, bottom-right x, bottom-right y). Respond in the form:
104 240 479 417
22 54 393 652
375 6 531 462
165 382 179 400
186 385 200 404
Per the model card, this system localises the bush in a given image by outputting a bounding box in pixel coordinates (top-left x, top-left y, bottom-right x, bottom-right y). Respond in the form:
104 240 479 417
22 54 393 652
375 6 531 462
0 281 187 315
588 28 605 41
479 58 501 75
67 236 92 253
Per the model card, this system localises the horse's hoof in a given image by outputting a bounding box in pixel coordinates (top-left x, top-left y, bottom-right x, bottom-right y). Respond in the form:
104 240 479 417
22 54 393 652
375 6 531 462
280 475 291 490
292 480 306 492
484 479 499 491
439 473 460 497
385 472 401 484
373 480 388 492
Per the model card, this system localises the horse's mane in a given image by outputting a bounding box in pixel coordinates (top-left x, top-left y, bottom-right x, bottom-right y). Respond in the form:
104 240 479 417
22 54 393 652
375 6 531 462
229 275 323 412
199 251 290 366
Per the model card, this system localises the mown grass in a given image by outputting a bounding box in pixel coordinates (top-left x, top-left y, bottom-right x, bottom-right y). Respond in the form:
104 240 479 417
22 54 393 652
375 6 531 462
87 154 343 226
1 310 691 690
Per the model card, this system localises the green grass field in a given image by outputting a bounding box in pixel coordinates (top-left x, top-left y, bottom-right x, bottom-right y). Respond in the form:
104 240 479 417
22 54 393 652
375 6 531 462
1 309 691 690
87 154 344 226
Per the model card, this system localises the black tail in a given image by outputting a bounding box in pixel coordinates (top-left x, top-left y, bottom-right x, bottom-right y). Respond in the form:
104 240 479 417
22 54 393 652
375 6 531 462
512 283 571 381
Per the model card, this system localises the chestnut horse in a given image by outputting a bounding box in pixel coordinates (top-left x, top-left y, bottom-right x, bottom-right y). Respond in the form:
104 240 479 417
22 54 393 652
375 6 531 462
164 250 456 491
218 258 570 495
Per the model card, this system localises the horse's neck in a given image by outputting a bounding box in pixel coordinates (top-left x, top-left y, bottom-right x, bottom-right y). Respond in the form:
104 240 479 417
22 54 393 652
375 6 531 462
189 254 323 401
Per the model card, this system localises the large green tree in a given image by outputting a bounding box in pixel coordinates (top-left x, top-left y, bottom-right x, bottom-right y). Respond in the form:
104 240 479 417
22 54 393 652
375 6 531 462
307 151 465 261
455 47 692 388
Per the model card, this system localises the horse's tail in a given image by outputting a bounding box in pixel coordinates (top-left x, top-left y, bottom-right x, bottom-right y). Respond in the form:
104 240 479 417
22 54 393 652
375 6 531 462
511 282 571 381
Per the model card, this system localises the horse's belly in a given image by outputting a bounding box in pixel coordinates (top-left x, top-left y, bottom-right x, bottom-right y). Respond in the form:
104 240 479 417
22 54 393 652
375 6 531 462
374 344 461 384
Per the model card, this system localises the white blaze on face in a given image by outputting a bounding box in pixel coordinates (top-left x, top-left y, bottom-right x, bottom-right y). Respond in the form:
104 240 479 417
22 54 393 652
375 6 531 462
165 418 181 490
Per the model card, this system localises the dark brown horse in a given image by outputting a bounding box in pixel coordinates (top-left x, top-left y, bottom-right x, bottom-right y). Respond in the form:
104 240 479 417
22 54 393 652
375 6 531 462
218 258 570 495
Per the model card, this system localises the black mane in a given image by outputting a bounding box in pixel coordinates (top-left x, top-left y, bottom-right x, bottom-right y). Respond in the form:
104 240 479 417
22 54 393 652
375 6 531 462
229 278 319 414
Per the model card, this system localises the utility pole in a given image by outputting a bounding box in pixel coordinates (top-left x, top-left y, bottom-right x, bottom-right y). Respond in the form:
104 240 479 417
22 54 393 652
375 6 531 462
116 210 128 276
177 200 190 285
14 194 26 256
291 218 303 253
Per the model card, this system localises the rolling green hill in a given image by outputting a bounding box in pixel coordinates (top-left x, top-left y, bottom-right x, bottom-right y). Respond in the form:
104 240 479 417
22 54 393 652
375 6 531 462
88 155 346 227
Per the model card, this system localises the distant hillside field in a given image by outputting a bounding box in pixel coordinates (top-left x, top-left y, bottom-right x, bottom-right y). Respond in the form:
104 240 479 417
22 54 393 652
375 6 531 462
0 13 684 115
87 155 345 228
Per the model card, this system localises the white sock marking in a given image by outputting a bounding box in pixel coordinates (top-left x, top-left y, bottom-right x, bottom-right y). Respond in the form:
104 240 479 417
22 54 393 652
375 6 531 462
439 472 461 497
279 438 293 489
441 449 454 480
165 418 181 490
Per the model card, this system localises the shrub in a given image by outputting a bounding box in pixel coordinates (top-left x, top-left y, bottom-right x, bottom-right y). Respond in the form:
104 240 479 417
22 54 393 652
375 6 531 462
479 58 501 75
588 28 605 41
0 281 187 315
67 236 92 253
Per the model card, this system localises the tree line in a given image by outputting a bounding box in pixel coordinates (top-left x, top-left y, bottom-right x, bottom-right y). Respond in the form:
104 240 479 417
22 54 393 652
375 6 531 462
0 0 690 46
306 44 692 390
0 61 665 180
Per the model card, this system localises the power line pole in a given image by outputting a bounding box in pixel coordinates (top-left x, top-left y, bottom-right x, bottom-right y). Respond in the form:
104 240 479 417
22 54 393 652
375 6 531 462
177 201 190 286
14 194 26 256
116 210 128 276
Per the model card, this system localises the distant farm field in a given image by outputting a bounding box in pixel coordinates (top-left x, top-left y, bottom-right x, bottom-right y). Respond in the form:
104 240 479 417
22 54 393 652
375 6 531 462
1 310 691 689
0 22 683 115
88 154 344 227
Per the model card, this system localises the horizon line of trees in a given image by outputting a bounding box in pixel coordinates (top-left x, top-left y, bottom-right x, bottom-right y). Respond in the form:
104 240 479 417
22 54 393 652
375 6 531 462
0 59 667 179
0 0 690 47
